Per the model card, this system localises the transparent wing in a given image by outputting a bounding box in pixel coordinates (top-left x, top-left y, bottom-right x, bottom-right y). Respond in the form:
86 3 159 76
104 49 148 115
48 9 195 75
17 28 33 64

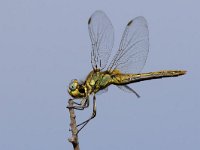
117 85 140 98
88 10 114 70
108 16 149 73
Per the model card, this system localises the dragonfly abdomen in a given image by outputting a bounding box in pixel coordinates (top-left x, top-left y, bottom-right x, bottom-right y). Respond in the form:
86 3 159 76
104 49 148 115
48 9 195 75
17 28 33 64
112 70 186 85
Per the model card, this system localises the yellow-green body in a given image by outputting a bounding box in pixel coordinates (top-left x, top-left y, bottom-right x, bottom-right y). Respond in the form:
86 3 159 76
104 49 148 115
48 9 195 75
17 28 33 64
68 70 186 99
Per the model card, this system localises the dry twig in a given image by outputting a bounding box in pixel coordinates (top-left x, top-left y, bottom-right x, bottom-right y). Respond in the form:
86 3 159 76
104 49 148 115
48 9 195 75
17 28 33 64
67 99 80 150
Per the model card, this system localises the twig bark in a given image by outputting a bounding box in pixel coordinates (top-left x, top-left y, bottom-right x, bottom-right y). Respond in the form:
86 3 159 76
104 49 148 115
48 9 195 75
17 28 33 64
67 99 80 150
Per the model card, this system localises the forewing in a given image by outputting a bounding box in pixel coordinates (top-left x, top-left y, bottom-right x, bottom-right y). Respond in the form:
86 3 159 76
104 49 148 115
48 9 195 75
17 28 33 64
88 10 114 70
108 16 149 73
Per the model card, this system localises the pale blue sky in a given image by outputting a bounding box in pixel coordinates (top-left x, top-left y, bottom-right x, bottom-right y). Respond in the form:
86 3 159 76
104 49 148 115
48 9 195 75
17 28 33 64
0 0 199 150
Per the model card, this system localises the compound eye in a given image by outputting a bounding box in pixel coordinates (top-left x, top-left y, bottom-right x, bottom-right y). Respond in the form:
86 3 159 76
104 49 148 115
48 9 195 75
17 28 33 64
69 79 78 91
69 83 76 91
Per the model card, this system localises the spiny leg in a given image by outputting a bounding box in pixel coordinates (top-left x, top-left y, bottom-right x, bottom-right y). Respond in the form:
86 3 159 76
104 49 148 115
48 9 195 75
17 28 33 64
68 98 90 132
77 95 97 134
77 96 96 127
72 101 82 106
67 98 89 110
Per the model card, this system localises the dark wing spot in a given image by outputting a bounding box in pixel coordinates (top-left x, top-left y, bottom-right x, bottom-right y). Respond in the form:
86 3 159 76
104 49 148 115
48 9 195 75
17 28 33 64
127 20 133 26
88 17 91 24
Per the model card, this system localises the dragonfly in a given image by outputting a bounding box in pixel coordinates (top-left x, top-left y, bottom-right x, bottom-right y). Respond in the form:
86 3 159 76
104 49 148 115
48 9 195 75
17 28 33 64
67 10 186 133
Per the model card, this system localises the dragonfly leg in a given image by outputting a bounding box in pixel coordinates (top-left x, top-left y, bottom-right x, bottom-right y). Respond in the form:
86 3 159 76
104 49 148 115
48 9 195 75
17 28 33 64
68 98 90 132
67 98 89 110
73 101 82 105
77 95 97 134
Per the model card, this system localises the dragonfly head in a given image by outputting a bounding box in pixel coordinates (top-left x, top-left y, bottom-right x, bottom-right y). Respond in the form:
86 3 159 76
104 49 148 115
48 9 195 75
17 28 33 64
68 79 86 98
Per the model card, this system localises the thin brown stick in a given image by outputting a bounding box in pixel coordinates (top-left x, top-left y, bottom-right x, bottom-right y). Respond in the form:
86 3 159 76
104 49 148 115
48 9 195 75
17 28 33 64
67 99 80 150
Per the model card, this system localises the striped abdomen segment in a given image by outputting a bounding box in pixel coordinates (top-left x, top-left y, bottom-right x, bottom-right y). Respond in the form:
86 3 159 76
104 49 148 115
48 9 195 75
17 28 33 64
112 70 186 85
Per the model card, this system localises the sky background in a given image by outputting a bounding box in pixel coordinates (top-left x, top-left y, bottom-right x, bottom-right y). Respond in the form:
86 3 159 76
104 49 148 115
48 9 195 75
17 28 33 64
0 0 199 150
